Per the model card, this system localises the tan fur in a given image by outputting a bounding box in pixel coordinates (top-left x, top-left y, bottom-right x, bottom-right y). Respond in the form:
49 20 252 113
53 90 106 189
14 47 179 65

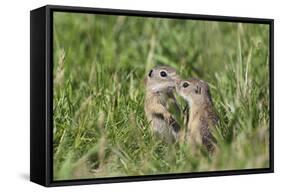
144 66 181 143
176 78 218 153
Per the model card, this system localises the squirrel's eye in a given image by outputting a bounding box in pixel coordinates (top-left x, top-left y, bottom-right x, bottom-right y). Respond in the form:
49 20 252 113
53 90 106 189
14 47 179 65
183 82 189 88
148 70 153 77
160 71 167 77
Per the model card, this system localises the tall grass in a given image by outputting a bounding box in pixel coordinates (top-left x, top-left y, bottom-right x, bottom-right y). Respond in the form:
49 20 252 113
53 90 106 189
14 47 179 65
53 12 270 180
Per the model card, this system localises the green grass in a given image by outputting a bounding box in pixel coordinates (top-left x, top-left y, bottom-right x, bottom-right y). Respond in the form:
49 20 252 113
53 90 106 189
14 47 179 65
53 12 270 180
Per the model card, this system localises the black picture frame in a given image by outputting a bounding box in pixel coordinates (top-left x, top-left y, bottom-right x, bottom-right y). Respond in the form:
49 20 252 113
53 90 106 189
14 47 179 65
30 4 274 187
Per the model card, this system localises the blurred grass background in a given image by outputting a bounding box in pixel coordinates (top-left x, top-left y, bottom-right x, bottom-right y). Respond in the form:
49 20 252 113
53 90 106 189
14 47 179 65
53 12 270 180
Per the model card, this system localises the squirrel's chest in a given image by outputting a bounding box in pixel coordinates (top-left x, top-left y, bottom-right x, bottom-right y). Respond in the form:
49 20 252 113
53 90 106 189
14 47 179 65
187 109 203 133
187 112 203 144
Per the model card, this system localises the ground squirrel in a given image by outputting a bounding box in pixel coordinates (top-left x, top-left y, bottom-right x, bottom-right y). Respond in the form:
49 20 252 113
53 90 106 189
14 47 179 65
176 78 218 153
144 66 181 143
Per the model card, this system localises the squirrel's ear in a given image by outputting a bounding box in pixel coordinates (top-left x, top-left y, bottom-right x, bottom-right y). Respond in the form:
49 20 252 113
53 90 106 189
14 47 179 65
148 69 153 77
195 85 201 94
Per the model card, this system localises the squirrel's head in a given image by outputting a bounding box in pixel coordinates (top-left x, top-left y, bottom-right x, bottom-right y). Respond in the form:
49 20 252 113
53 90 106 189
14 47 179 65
145 65 179 93
176 78 212 106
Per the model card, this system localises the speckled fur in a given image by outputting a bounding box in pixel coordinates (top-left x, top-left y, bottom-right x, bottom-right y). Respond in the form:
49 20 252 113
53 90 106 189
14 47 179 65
144 66 180 143
177 78 218 152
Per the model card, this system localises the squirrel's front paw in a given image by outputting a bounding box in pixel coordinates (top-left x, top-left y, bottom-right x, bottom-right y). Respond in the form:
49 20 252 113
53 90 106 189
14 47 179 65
163 112 174 125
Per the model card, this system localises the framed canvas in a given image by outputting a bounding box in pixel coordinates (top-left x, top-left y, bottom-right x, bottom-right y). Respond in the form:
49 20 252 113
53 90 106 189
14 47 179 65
30 5 274 187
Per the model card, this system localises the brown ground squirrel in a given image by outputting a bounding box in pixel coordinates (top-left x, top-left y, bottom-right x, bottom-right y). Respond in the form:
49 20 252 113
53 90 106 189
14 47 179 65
176 78 218 153
144 66 181 143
